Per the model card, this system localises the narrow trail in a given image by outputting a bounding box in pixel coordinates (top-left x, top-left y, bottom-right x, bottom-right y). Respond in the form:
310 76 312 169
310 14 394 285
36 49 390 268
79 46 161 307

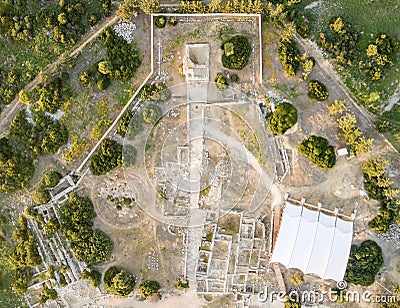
0 14 119 134
294 34 399 153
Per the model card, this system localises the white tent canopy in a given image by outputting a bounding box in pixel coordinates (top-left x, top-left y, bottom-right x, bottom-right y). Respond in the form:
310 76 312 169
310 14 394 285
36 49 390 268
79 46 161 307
270 202 353 282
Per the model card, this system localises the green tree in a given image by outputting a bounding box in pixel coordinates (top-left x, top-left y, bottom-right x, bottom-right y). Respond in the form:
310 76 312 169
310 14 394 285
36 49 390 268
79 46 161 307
344 240 383 286
32 187 51 204
139 0 160 14
44 219 60 235
125 113 144 140
215 73 228 90
11 216 42 268
97 76 110 91
362 157 388 178
327 100 347 115
221 36 251 70
154 16 167 28
60 194 113 265
104 267 136 297
98 61 113 75
90 139 122 176
138 280 160 299
298 136 336 170
122 145 137 167
19 90 33 104
117 0 139 20
308 80 329 101
82 269 101 287
100 27 141 81
267 102 298 135
277 38 300 77
43 170 62 188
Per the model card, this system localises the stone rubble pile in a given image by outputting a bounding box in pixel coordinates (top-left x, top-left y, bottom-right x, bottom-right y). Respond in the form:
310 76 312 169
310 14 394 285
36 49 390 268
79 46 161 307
113 22 136 44
377 224 400 249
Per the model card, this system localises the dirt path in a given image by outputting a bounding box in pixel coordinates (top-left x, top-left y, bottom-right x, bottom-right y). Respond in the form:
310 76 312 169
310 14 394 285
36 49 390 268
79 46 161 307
294 34 399 154
0 14 119 134
294 34 376 124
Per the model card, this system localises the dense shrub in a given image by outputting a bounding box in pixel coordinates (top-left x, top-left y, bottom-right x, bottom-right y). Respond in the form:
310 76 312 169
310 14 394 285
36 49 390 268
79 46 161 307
267 102 298 135
39 284 57 304
82 269 101 287
8 109 68 159
100 27 141 81
221 36 251 70
308 80 329 101
138 280 160 299
362 157 399 233
12 268 32 294
368 208 394 234
174 280 189 290
90 139 122 176
155 16 167 28
35 76 68 113
60 194 113 265
44 219 60 235
140 83 170 102
104 266 135 297
0 136 34 192
32 187 51 204
11 216 42 268
344 240 383 286
118 111 134 137
277 39 301 77
43 171 62 188
374 120 392 133
365 34 399 81
0 1 34 41
318 17 360 66
215 73 228 90
336 113 372 156
168 17 178 26
97 76 110 91
295 16 310 38
298 136 336 170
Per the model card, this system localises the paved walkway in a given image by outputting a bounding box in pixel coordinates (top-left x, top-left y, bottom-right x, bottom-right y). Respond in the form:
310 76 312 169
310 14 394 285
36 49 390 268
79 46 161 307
185 209 206 282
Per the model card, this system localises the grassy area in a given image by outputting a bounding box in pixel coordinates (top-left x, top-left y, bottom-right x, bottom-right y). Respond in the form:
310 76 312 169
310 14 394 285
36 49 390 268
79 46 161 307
0 0 112 113
0 31 65 77
0 270 23 308
296 0 400 149
298 0 400 42
297 0 400 100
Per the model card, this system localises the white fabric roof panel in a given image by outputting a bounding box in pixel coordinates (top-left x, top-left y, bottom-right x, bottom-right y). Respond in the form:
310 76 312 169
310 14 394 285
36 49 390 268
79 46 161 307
288 207 319 271
269 203 302 267
323 219 353 281
306 212 336 277
270 202 354 282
